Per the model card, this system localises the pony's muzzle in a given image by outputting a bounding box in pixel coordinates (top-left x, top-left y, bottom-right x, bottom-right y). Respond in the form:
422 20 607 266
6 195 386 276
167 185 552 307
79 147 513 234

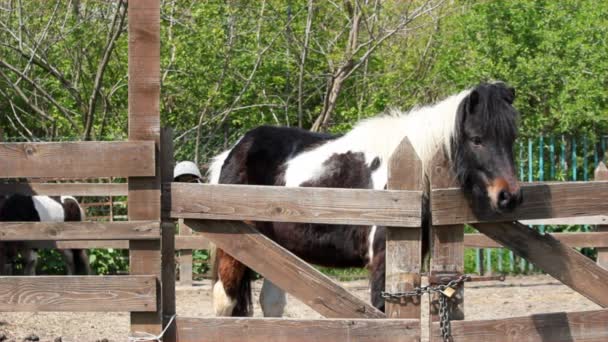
488 178 522 212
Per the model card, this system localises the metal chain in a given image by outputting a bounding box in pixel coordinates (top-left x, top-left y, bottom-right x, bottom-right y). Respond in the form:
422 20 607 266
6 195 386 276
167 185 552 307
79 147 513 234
381 275 469 342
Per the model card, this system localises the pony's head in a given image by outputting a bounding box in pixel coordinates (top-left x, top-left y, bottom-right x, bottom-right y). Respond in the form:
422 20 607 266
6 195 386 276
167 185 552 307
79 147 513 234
451 82 522 216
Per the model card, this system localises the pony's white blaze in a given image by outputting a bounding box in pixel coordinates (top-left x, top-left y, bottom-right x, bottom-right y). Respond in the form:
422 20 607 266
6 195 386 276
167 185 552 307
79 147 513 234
208 149 231 184
213 280 237 316
284 89 470 188
32 196 64 221
367 225 377 265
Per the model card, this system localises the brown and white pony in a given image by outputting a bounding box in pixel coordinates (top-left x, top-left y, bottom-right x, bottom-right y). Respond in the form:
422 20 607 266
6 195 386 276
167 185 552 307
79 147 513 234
0 194 92 275
207 82 523 316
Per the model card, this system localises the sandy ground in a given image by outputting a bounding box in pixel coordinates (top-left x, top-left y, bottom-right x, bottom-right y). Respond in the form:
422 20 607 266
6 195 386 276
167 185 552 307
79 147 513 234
0 275 600 341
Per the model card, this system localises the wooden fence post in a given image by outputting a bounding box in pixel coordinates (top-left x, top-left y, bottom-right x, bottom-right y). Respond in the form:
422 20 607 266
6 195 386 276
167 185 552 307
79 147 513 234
385 137 423 320
429 150 465 338
178 219 193 285
596 162 608 269
128 0 162 336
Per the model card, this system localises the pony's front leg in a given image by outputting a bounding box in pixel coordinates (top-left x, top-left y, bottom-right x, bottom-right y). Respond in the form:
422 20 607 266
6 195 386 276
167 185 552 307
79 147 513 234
23 248 38 276
60 249 76 275
260 279 286 317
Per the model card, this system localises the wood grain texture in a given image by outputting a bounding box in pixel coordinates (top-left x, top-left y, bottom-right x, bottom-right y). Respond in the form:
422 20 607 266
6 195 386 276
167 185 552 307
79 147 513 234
160 128 176 342
128 0 162 334
432 181 608 225
185 219 386 319
465 232 608 248
596 163 608 270
0 276 156 312
169 183 422 227
176 317 420 342
431 309 608 342
0 183 128 196
0 141 154 179
474 221 608 307
25 240 130 249
0 221 159 241
520 215 608 225
386 137 423 319
177 219 194 285
429 151 465 328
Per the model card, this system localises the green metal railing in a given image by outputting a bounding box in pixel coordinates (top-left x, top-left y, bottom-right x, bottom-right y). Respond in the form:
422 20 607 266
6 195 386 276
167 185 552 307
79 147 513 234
473 135 608 275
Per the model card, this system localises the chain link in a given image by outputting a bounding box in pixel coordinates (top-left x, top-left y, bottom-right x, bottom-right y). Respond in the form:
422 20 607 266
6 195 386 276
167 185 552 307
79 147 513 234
381 275 469 342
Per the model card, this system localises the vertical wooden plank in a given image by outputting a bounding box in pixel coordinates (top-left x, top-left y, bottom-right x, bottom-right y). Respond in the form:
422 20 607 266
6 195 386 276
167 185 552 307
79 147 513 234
385 138 423 320
161 128 176 342
596 162 608 270
428 150 464 340
128 0 162 336
178 219 193 285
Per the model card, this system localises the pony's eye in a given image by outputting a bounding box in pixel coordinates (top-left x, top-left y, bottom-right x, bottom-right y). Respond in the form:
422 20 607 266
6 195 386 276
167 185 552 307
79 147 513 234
471 136 482 145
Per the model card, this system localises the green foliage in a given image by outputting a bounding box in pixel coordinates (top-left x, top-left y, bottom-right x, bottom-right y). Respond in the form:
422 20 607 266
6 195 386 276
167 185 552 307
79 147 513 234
89 248 129 275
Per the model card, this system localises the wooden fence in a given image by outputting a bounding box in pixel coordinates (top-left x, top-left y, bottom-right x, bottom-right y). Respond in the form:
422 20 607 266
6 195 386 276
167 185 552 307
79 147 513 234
2 1 608 341
0 0 172 339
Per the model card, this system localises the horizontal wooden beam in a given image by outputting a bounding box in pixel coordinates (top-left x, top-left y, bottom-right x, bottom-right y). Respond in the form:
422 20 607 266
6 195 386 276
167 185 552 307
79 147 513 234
169 183 422 227
0 276 156 312
0 183 128 196
431 309 608 342
176 317 419 342
465 232 608 248
0 221 159 241
22 236 208 250
186 219 385 318
175 236 209 250
432 181 608 225
474 221 608 307
521 215 608 226
0 141 155 178
24 240 130 249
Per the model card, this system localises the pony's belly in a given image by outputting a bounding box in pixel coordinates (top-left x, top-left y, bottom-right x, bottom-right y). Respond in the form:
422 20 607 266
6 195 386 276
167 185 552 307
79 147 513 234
264 222 370 269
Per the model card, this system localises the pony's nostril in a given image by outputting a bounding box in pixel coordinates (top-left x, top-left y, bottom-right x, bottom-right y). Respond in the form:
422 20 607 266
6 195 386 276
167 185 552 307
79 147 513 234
498 190 511 207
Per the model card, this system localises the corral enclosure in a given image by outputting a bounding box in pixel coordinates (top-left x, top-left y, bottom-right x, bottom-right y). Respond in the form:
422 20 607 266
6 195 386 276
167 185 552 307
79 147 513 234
1 1 608 342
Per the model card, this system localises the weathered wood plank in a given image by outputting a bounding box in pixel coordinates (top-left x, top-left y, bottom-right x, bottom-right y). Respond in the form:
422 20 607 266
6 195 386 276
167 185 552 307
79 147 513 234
178 219 194 285
25 240 130 249
0 276 156 312
20 236 209 250
520 215 608 226
385 137 423 319
0 183 128 196
429 151 465 333
465 232 608 248
176 317 419 342
0 221 159 241
160 128 176 341
185 219 386 319
596 163 608 270
0 141 155 179
431 309 608 342
175 235 209 251
474 221 608 307
169 183 422 227
432 181 608 225
128 0 162 335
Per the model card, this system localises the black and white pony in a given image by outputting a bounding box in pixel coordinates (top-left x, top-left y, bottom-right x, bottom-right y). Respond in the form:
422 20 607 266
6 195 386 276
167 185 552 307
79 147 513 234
207 82 523 317
0 194 92 275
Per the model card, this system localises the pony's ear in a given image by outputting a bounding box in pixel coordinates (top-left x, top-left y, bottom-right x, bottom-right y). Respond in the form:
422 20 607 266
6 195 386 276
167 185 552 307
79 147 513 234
504 86 515 104
466 89 480 114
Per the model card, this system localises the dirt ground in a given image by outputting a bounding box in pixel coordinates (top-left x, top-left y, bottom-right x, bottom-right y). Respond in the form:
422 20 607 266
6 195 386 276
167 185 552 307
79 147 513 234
0 275 600 341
